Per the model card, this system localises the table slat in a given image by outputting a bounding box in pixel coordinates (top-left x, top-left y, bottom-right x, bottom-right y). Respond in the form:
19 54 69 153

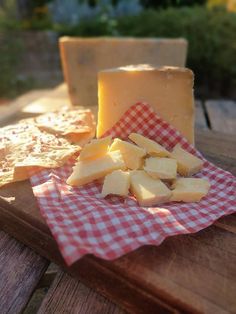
214 214 236 234
0 129 235 314
0 85 235 313
38 271 125 314
195 100 208 130
102 229 236 314
0 89 52 126
205 100 236 134
0 231 49 314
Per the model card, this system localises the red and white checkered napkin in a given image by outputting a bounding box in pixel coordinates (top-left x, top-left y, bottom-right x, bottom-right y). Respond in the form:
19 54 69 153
30 103 236 265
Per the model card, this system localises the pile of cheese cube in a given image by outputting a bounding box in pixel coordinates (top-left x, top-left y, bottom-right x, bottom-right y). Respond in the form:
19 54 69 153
66 134 210 206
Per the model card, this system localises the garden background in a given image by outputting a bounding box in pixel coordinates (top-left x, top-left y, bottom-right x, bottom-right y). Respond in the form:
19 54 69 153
0 0 236 100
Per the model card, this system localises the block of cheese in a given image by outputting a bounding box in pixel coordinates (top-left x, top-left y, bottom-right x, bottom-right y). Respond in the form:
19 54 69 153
101 170 130 197
97 65 194 143
66 150 125 186
144 157 177 180
170 144 203 176
129 133 170 157
130 170 172 206
171 178 210 202
79 136 112 161
59 37 187 107
109 138 146 170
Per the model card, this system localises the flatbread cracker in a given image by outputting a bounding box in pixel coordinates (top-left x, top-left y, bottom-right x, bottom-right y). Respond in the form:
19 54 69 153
0 127 81 187
0 108 95 187
34 109 96 143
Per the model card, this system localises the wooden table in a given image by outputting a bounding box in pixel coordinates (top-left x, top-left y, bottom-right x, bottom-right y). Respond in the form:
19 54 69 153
0 84 236 314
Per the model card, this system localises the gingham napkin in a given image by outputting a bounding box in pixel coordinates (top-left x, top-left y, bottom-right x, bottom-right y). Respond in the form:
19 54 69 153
30 103 236 265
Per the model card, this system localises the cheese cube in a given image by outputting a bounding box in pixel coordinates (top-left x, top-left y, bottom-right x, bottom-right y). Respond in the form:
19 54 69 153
101 170 130 197
66 150 125 187
144 157 177 180
59 37 187 107
129 133 170 157
109 138 146 170
130 170 172 206
79 136 112 161
97 65 194 143
170 178 210 202
170 144 203 176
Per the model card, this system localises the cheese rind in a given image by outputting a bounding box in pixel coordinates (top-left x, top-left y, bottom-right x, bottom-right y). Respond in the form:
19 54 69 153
109 138 146 170
144 157 177 180
66 150 125 186
130 170 172 206
129 133 170 157
60 37 187 107
170 178 210 202
78 136 112 161
170 144 203 176
101 170 130 197
97 65 194 143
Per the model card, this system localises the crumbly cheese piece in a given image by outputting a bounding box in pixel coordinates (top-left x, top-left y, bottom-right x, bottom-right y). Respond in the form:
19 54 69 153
144 157 177 180
101 170 130 197
78 136 112 161
66 150 125 187
170 144 203 176
97 65 194 143
59 37 187 107
109 138 146 170
129 133 170 157
170 178 210 202
130 170 172 206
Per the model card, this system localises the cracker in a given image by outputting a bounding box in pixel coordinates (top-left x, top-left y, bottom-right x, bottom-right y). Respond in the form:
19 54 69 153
0 108 95 187
34 109 96 143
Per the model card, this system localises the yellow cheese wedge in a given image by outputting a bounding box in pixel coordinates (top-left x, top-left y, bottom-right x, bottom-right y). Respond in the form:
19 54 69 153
101 170 130 197
129 133 170 157
78 136 112 161
59 37 187 107
170 144 203 176
97 65 194 143
170 178 210 202
144 157 177 180
66 150 125 187
109 138 146 170
130 170 172 206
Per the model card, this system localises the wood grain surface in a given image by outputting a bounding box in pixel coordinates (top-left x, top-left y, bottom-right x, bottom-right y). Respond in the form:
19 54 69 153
195 100 208 130
0 90 236 314
196 130 236 175
0 129 235 314
0 231 49 314
38 271 125 314
205 100 236 134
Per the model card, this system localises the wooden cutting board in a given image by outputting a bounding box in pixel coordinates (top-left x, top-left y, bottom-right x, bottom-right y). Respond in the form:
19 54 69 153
0 130 236 314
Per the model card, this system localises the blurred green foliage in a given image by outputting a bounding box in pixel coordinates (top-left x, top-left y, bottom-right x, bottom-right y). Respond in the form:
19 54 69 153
0 0 35 97
54 13 118 36
1 1 236 97
0 0 20 29
18 0 52 30
57 5 236 97
0 34 22 97
116 6 236 96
